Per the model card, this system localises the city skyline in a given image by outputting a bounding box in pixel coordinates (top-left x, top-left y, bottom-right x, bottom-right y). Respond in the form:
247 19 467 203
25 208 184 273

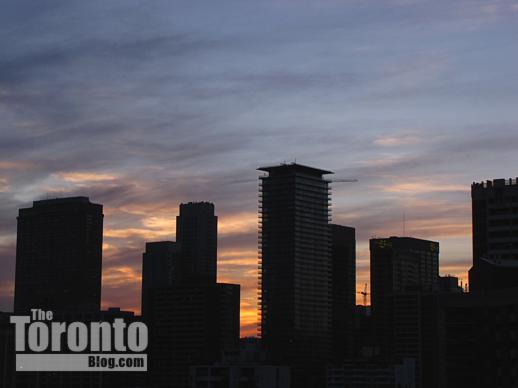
0 172 512 337
2 1 518 337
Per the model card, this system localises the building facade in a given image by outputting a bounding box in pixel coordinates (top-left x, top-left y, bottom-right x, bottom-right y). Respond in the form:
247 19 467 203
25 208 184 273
471 178 518 291
330 224 356 361
258 163 332 387
370 237 439 358
141 241 180 316
14 197 103 313
146 283 240 388
176 202 218 284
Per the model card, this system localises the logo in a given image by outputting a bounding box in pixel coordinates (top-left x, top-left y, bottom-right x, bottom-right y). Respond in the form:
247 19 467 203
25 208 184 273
10 309 148 372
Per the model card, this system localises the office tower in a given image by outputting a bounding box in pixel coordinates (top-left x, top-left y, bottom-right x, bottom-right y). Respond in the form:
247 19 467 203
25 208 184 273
370 237 439 358
330 224 356 361
142 202 240 388
176 202 218 284
14 197 103 313
470 178 518 291
141 241 179 316
258 163 332 387
472 178 518 263
146 283 240 388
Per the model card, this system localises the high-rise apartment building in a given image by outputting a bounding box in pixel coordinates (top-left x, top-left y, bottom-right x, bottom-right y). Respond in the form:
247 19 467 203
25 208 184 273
258 163 332 386
14 197 103 313
176 202 218 284
141 241 180 316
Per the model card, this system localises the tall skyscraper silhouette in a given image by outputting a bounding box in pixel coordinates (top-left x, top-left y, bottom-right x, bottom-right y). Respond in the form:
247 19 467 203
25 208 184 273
141 241 179 317
370 237 439 358
14 197 103 313
176 202 218 284
258 163 332 387
330 224 356 361
142 202 239 388
471 178 518 264
470 178 518 292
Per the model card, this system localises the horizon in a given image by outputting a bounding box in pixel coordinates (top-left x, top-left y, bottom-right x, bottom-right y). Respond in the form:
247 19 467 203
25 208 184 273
2 0 518 337
2 170 512 336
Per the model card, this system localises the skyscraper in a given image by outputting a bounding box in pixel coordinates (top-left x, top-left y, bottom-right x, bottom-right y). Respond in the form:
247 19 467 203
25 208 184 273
142 202 240 388
370 237 439 357
141 241 180 317
258 163 332 386
330 224 356 361
14 197 103 313
472 178 518 263
176 202 218 284
470 178 518 291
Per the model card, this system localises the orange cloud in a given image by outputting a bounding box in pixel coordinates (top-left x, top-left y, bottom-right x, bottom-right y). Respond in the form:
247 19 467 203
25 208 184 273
383 181 468 194
0 160 34 171
240 299 259 337
104 228 171 240
141 216 176 231
374 132 423 147
0 177 8 192
0 281 14 297
102 266 141 288
218 212 257 236
55 172 118 183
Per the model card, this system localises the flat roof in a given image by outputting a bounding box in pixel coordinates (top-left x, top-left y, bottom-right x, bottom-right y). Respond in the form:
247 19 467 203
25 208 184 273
258 163 333 176
33 196 93 206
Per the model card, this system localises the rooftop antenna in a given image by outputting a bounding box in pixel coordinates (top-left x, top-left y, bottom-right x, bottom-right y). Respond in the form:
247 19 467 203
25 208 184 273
403 211 406 236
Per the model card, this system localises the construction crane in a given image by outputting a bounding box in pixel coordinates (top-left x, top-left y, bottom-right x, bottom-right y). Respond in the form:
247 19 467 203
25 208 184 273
357 283 370 306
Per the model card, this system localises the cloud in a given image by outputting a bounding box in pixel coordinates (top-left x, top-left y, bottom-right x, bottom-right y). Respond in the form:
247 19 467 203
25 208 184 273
56 172 119 183
0 0 517 334
373 132 424 147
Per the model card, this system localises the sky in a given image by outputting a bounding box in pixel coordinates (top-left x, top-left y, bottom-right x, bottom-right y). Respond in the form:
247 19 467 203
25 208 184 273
1 0 518 336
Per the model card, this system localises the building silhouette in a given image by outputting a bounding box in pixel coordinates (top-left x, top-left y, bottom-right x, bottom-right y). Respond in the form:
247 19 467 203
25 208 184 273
469 257 518 292
437 275 463 293
436 288 518 388
142 202 240 388
14 197 103 314
470 178 518 292
258 163 332 387
472 178 518 264
145 283 240 388
330 224 356 361
141 241 179 317
191 338 290 388
327 358 416 388
176 201 218 284
370 237 439 360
